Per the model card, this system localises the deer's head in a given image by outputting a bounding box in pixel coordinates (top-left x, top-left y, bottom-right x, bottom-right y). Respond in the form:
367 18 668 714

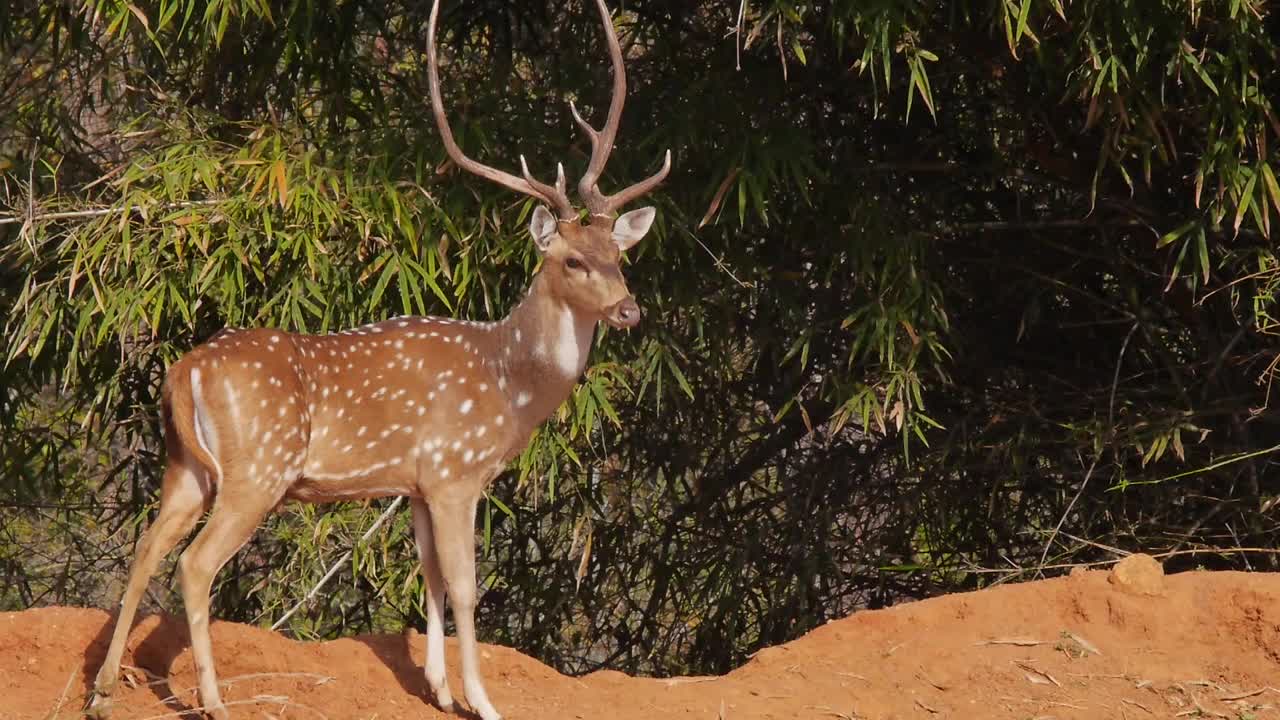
427 0 670 329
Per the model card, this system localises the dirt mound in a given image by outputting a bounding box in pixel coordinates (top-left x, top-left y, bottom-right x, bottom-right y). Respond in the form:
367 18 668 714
3 566 1279 719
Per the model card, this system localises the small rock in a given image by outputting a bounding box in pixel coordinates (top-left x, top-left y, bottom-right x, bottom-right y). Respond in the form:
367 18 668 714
1107 553 1164 596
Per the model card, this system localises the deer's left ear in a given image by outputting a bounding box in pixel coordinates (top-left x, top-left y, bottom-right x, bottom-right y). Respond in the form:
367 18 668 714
612 207 656 252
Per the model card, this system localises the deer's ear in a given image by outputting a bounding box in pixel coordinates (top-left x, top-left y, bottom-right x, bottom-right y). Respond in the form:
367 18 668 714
612 206 656 251
529 206 559 252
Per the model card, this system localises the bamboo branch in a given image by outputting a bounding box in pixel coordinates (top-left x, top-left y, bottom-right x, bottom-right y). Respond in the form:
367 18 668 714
0 199 225 226
269 497 405 632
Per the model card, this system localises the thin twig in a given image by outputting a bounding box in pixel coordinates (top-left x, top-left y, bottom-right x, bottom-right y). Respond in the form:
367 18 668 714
42 669 77 720
1220 688 1273 701
24 142 37 252
680 226 751 288
1050 530 1131 557
1036 451 1102 574
967 546 1280 577
975 638 1047 647
132 694 330 720
734 0 747 71
271 497 405 631
1110 321 1141 426
1036 320 1137 573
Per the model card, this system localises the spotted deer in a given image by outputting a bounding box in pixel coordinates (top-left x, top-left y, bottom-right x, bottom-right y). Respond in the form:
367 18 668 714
85 1 669 718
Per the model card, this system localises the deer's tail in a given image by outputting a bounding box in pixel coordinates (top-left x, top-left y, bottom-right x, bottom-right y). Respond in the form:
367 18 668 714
162 365 223 486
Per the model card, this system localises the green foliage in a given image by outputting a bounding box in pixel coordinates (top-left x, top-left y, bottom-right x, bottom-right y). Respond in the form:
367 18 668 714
3 0 1279 678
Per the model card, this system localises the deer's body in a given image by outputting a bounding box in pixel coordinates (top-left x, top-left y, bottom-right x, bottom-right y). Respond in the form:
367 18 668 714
174 275 594 508
87 1 669 719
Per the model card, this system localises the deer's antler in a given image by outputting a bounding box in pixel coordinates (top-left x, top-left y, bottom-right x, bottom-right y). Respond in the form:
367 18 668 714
427 0 670 222
427 0 576 220
572 0 671 219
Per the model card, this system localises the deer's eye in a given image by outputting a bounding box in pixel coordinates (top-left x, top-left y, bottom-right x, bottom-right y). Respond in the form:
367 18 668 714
565 257 586 271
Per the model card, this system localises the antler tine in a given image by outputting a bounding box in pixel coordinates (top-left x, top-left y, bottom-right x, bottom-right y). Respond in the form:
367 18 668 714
427 0 576 219
600 148 671 213
575 0 671 218
520 158 576 220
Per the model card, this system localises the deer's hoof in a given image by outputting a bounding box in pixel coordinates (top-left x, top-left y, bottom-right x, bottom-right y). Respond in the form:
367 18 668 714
84 692 112 720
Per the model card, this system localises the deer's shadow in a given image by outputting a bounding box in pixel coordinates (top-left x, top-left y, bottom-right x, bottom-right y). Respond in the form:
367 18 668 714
85 611 199 717
353 631 478 718
85 613 470 718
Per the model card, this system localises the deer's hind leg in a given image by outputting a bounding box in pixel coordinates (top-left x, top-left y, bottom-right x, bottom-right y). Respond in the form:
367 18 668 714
176 465 289 720
87 454 214 719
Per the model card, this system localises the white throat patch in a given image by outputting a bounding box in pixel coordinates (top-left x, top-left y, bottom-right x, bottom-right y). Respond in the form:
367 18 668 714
552 306 595 378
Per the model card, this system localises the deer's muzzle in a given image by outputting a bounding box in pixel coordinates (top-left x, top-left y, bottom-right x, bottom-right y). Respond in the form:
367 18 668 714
606 297 641 329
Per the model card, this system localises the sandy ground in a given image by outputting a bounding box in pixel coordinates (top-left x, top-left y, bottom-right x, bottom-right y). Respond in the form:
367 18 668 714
2 560 1279 719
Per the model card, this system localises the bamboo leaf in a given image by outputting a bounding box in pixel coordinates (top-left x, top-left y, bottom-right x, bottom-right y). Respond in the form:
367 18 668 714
1233 170 1257 234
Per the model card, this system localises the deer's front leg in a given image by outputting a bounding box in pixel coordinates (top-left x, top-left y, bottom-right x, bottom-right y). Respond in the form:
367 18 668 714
427 493 500 720
410 498 455 711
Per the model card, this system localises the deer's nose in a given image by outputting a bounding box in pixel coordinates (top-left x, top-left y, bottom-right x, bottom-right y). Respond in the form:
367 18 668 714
607 297 641 329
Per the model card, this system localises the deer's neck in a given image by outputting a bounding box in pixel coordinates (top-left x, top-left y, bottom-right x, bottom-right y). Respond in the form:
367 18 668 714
493 272 596 429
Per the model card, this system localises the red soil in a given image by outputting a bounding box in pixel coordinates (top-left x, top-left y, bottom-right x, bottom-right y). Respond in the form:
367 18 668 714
3 564 1279 719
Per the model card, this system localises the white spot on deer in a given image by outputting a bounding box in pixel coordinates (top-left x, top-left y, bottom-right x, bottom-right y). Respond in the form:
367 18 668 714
463 449 474 463
516 392 531 407
477 425 488 437
459 399 474 414
495 415 506 426
432 452 443 465
357 426 367 437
